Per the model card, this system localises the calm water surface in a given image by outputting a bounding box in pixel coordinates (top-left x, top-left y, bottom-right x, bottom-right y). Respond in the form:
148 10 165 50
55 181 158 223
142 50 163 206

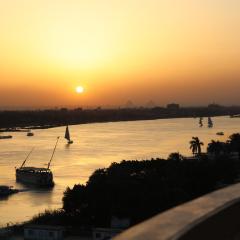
0 116 239 226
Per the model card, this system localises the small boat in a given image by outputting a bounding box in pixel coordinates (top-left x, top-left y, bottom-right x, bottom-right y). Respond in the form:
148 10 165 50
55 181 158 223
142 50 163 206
230 114 240 118
16 137 60 187
216 132 224 136
0 135 12 139
0 186 19 197
27 131 34 137
199 117 203 127
65 126 73 144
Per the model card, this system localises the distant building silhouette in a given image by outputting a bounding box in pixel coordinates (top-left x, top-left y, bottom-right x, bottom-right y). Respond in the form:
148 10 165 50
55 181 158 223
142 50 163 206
167 103 180 110
208 103 222 109
73 107 83 111
93 217 129 240
24 225 64 240
60 107 68 112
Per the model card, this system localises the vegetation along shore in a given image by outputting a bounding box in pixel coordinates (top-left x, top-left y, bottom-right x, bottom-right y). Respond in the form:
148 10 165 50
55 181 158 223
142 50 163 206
1 104 240 130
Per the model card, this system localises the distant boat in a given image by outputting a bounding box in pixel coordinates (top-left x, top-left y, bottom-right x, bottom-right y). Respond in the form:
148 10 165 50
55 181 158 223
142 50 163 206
230 114 240 118
16 137 60 187
65 126 73 144
27 130 34 137
0 135 12 139
0 186 19 197
208 117 213 128
216 132 224 136
199 117 203 127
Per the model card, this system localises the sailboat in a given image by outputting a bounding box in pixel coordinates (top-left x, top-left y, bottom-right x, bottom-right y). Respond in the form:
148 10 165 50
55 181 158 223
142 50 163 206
208 117 213 128
199 117 203 127
15 137 60 187
65 126 73 144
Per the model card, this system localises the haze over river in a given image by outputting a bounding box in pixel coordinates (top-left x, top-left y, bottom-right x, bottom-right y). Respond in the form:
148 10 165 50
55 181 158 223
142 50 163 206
0 116 239 226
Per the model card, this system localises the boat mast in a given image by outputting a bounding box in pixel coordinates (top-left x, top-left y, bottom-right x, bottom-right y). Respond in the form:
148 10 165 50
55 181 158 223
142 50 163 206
47 137 60 169
20 148 35 168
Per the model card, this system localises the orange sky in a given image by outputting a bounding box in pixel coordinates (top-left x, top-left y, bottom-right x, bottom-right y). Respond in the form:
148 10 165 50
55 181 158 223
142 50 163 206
0 0 240 108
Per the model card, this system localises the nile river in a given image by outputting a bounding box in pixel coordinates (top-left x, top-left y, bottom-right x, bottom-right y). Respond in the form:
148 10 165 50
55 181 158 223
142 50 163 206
0 116 239 226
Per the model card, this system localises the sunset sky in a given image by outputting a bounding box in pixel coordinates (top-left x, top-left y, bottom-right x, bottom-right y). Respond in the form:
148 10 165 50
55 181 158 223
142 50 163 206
0 0 240 108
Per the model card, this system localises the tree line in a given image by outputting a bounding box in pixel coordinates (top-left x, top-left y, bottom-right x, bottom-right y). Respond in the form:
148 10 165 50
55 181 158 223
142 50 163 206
1 106 240 129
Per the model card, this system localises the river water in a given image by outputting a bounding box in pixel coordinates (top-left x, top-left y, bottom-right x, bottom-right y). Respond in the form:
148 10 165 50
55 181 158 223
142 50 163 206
0 116 239 226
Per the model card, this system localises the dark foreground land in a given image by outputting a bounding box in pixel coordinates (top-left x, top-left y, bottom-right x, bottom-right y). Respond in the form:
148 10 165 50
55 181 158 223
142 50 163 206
0 105 240 130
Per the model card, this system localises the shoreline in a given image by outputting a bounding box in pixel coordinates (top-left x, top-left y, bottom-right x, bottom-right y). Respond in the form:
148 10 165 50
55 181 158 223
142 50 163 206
0 115 229 132
0 106 237 132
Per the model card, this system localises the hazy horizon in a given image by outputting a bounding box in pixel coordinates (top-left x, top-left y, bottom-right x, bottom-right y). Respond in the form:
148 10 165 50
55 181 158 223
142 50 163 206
1 102 239 111
1 0 240 107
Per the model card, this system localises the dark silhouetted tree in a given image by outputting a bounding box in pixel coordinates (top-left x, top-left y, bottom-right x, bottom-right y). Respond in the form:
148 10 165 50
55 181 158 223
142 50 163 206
190 137 204 155
228 133 240 159
207 140 227 156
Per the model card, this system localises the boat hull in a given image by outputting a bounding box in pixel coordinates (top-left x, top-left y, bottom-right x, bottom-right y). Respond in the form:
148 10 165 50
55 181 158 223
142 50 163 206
0 136 12 139
16 169 54 187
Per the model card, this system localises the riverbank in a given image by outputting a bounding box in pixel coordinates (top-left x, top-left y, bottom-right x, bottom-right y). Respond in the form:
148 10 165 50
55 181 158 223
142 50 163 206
0 105 240 131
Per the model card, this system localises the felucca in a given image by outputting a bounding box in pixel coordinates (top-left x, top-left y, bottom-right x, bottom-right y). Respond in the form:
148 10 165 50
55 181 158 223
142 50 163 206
65 126 73 144
16 137 60 187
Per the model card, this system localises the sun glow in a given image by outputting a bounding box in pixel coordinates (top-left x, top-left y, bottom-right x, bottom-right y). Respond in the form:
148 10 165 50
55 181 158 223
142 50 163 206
0 1 240 107
76 86 84 94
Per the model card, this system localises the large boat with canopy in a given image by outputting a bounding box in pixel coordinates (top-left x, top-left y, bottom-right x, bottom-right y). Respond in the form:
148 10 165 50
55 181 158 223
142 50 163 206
16 137 59 187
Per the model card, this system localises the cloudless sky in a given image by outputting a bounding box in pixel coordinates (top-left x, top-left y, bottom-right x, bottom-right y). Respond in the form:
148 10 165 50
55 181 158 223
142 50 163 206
0 0 240 108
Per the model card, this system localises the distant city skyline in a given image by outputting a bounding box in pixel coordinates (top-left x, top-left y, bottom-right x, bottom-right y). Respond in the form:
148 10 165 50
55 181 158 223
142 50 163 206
0 0 240 108
0 102 237 111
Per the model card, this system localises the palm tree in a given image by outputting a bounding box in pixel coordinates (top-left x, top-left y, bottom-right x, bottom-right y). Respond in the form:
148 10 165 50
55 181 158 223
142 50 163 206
190 137 204 155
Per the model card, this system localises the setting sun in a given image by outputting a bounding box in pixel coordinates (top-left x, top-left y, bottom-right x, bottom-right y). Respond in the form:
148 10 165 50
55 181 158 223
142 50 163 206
0 1 240 107
76 86 84 94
